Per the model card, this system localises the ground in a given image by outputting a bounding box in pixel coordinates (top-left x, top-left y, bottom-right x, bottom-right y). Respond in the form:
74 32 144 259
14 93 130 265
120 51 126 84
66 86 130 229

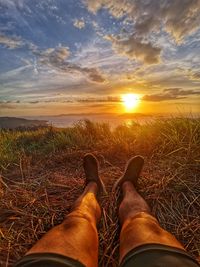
0 119 200 266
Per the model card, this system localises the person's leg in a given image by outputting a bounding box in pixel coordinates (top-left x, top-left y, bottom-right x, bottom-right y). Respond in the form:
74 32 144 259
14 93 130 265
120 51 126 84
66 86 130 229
117 156 185 264
119 181 185 263
25 154 104 267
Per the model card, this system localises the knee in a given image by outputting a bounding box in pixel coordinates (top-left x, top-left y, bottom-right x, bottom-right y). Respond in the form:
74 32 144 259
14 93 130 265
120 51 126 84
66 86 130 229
125 211 157 224
120 211 184 254
62 210 98 233
123 211 179 243
122 212 161 236
60 213 99 251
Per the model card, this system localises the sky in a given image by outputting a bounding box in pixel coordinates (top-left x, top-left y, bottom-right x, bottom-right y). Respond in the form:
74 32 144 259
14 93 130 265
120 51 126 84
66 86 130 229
0 0 200 116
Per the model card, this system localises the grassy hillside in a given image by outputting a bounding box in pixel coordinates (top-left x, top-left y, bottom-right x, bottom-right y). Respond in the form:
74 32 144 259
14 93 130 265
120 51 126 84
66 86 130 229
0 117 47 130
0 118 200 266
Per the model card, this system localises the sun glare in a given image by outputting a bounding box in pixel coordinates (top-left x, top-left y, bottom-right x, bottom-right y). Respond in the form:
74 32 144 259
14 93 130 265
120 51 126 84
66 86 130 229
121 93 140 111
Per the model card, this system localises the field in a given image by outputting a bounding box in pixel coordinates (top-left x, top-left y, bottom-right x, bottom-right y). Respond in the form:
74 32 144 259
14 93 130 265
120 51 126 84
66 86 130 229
0 118 200 266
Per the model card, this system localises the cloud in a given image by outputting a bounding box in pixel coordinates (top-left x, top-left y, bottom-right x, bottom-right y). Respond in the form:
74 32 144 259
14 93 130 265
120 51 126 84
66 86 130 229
29 101 39 104
37 46 105 83
3 96 120 105
0 0 25 11
73 19 85 29
77 96 120 103
142 94 185 102
84 0 200 65
19 96 120 105
106 35 161 64
164 88 200 96
142 88 200 102
84 0 200 43
84 1 102 14
79 67 105 83
0 99 21 110
0 100 20 104
0 33 24 49
0 0 25 9
190 72 200 80
0 103 17 109
39 46 70 64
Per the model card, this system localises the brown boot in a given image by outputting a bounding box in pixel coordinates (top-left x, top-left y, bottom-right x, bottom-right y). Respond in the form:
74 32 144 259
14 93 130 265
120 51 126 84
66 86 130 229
83 153 107 194
113 155 144 191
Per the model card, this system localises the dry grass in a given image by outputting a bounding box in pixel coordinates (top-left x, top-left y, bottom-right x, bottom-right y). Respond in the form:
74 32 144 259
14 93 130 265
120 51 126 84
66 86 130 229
0 118 200 266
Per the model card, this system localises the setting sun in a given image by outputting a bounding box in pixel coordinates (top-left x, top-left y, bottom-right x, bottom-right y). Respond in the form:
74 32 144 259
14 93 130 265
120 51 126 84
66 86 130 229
121 94 140 111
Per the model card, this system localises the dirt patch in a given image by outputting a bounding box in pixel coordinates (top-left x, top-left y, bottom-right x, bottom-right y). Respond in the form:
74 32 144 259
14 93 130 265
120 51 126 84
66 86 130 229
0 150 199 266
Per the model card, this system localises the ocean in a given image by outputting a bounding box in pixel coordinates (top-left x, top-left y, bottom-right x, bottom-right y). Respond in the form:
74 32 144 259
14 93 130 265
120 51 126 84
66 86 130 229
25 113 200 129
27 114 164 128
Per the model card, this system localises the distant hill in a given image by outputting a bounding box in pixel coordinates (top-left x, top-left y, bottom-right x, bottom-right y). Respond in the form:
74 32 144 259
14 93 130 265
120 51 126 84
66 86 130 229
118 113 152 118
0 117 47 129
50 112 149 117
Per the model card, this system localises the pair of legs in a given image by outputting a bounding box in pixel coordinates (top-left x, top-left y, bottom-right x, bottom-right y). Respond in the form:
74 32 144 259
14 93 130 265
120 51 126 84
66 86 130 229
22 154 186 267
